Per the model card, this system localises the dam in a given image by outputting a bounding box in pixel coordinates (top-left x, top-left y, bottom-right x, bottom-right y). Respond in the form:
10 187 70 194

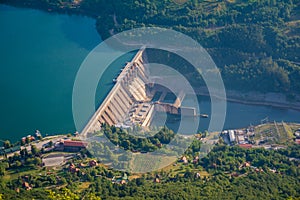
81 48 196 135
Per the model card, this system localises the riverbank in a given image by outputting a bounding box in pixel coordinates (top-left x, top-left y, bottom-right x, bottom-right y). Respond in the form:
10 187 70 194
0 0 300 131
1 1 300 113
194 87 300 112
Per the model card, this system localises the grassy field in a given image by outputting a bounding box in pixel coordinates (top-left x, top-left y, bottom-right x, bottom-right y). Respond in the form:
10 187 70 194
254 122 299 145
130 153 177 173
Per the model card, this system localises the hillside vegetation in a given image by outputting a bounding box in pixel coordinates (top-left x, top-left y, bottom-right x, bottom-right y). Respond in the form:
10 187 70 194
1 0 300 95
90 0 300 95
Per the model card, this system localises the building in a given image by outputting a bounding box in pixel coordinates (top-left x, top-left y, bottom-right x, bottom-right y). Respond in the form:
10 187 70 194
89 160 98 167
0 145 21 155
63 140 88 152
112 173 128 184
238 144 252 149
69 163 80 173
179 156 188 164
229 130 236 143
22 182 32 190
237 135 245 144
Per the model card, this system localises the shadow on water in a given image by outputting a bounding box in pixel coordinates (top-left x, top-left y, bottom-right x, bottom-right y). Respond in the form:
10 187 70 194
60 14 101 50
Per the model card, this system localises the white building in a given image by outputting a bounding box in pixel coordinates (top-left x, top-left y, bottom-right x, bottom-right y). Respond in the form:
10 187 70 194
229 130 236 142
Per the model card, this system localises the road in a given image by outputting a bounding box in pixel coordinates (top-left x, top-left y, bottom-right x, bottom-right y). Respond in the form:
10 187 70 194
0 135 66 160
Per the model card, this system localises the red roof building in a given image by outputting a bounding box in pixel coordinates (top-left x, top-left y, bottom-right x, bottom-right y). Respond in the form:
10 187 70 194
63 140 88 152
295 139 300 145
238 144 252 149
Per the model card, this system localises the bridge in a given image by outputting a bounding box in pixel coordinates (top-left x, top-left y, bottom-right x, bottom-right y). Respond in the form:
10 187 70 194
81 48 196 136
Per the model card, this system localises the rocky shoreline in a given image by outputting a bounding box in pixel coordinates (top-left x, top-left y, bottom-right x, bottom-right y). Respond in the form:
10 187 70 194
195 87 300 111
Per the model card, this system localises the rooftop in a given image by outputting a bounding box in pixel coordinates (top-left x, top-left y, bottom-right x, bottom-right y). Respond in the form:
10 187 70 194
64 140 88 148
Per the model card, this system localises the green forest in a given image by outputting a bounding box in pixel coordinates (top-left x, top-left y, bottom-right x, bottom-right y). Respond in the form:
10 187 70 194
2 0 299 95
1 139 300 199
0 0 300 199
0 125 300 199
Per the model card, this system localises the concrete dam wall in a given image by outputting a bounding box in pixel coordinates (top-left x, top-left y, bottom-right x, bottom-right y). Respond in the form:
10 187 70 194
81 48 197 136
81 48 152 135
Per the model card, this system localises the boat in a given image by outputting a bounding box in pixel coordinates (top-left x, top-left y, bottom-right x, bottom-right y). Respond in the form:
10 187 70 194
200 114 209 118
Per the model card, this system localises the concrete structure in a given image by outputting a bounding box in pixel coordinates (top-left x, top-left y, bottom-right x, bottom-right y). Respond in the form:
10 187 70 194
229 130 236 143
81 48 196 136
180 107 196 116
81 48 150 135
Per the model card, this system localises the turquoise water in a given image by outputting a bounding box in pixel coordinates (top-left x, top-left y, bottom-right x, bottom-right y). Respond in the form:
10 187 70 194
1 4 300 142
0 5 101 141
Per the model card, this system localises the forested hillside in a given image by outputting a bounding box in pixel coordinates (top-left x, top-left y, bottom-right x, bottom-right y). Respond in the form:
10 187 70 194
1 0 300 95
89 0 300 94
1 141 300 199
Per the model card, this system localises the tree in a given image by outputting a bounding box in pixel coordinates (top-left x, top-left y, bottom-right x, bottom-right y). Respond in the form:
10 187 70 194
15 160 22 167
0 162 8 176
33 157 42 165
26 137 31 144
20 148 29 158
3 140 11 149
121 140 131 150
31 145 39 156
48 188 80 200
84 193 101 200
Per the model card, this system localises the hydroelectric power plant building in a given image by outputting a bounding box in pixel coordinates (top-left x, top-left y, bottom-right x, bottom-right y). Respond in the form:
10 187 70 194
81 48 197 135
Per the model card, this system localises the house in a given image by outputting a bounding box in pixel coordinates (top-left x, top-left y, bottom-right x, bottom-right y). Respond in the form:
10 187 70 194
244 162 251 167
78 163 85 168
22 182 32 190
112 173 128 184
237 135 245 144
63 140 88 152
22 135 35 143
89 160 98 167
239 162 251 169
193 156 199 164
153 178 160 183
27 135 35 141
295 139 300 145
69 163 80 173
255 168 264 173
180 156 188 164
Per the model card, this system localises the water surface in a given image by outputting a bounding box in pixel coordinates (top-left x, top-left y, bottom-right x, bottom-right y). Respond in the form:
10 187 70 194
0 5 100 141
1 4 300 142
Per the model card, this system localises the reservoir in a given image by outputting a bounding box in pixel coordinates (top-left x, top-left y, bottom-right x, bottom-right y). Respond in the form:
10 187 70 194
1 5 300 142
0 4 101 141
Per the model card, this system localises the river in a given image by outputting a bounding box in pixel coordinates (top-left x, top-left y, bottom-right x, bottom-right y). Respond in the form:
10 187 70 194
0 5 300 142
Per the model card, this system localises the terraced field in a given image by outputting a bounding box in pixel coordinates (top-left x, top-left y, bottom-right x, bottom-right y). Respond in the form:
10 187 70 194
130 153 176 173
